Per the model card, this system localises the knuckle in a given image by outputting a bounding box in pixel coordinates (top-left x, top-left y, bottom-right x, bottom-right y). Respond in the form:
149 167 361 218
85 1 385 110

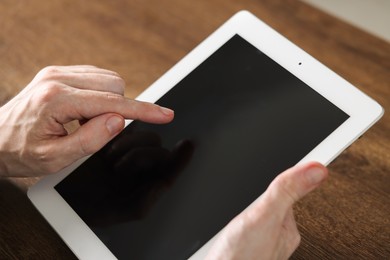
42 65 59 73
36 66 61 81
29 145 52 163
239 207 265 231
108 75 125 95
34 81 66 104
105 92 124 102
28 146 61 174
115 77 126 94
273 176 300 204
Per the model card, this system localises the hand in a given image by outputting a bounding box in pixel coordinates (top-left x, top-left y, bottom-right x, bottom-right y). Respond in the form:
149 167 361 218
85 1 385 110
206 162 328 260
0 65 174 177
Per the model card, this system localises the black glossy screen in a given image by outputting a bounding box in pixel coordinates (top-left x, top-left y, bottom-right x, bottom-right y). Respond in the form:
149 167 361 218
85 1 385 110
56 35 349 259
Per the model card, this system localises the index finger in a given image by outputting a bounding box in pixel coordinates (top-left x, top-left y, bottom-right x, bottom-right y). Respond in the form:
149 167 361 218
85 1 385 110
55 88 174 124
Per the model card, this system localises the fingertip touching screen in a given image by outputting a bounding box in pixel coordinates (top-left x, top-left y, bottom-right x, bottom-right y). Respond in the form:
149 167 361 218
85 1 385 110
55 35 349 259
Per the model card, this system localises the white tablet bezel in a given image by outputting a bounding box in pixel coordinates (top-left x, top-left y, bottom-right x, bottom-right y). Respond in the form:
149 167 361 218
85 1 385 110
28 10 383 260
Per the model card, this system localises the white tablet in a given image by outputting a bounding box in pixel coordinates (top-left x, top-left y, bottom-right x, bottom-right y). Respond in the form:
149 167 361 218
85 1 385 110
28 11 383 260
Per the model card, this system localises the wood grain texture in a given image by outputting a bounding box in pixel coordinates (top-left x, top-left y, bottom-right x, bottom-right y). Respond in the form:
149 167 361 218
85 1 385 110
0 0 389 259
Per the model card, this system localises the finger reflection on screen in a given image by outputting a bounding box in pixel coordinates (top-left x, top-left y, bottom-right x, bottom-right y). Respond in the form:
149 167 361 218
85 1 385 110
64 129 194 227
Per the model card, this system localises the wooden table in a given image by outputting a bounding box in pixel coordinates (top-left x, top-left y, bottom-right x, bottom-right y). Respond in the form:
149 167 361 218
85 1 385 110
0 0 389 259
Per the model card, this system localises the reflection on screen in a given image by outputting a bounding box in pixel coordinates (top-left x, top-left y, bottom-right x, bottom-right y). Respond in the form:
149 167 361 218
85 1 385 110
56 35 349 259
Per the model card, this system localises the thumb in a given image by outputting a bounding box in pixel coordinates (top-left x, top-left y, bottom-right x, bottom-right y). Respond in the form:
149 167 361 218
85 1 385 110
58 113 125 164
263 162 328 213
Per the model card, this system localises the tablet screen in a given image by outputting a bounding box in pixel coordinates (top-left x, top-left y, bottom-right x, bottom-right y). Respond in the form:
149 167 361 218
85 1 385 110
55 34 349 259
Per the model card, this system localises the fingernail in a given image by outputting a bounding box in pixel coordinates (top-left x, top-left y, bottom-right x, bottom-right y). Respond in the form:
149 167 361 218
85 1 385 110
305 166 327 185
106 116 123 135
160 106 174 116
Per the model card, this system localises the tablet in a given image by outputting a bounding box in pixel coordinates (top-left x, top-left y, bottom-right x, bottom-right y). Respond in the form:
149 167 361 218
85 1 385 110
28 11 383 260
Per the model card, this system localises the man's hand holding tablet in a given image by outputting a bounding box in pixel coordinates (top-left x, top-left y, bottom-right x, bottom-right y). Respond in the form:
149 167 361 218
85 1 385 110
206 162 328 260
